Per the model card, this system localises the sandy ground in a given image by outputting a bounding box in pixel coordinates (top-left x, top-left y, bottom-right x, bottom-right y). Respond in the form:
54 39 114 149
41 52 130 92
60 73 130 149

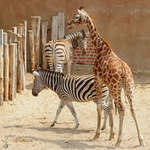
0 64 150 150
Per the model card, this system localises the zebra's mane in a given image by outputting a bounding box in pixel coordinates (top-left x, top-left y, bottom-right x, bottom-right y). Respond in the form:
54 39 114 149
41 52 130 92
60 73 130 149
64 29 86 39
36 69 64 77
64 29 86 50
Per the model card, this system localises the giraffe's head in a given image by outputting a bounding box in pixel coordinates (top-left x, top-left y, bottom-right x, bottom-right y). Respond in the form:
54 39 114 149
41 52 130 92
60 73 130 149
67 6 88 28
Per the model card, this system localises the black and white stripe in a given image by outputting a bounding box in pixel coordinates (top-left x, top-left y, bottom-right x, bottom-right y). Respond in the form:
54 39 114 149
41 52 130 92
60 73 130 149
44 29 87 74
32 69 112 129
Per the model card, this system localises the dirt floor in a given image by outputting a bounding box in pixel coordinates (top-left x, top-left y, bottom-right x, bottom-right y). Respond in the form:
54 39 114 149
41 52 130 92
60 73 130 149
0 64 150 150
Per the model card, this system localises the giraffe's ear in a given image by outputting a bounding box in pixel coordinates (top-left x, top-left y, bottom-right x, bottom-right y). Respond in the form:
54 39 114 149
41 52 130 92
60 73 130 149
79 6 84 10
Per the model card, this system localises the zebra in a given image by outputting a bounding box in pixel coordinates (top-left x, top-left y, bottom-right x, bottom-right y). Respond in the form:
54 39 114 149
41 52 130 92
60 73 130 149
32 69 115 140
44 29 87 74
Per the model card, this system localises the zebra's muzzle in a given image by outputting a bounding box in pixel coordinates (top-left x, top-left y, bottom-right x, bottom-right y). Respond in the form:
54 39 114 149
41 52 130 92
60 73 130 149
32 90 38 96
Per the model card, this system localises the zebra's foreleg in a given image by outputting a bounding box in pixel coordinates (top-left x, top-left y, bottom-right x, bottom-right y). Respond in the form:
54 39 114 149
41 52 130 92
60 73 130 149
50 101 66 127
67 59 72 75
101 110 108 130
66 101 79 129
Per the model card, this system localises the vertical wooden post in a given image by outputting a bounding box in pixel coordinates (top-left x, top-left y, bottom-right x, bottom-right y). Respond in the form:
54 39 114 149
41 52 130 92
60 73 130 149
4 44 9 101
9 43 17 100
28 30 35 72
51 16 58 40
3 32 9 101
17 35 23 93
31 16 41 68
3 32 8 44
0 30 4 105
12 27 18 42
41 21 48 69
7 30 13 44
58 12 65 39
12 27 18 96
24 20 27 72
17 24 25 90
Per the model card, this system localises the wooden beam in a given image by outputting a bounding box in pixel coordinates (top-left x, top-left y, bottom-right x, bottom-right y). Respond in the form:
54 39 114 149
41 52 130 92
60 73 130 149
31 16 41 68
9 43 17 100
58 12 65 39
17 24 25 90
28 30 35 72
24 20 27 72
0 29 4 105
4 43 9 101
41 21 48 69
51 16 58 40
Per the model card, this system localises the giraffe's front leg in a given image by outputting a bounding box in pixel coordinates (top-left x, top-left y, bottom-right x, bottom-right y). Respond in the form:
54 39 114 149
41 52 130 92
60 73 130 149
93 103 102 140
114 95 125 147
93 76 103 140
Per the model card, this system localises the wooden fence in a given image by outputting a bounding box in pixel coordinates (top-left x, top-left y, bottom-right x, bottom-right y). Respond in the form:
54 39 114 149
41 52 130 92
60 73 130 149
0 11 96 105
0 12 65 105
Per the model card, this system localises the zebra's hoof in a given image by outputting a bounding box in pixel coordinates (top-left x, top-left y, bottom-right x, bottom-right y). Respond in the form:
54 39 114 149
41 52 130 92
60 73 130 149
50 121 56 128
93 132 100 140
101 126 106 130
75 123 80 129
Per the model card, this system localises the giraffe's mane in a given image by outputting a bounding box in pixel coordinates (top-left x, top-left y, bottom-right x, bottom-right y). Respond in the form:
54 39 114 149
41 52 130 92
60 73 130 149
81 9 111 49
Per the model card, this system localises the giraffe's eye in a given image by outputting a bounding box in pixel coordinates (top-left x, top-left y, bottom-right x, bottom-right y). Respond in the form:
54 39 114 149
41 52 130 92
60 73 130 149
75 15 80 20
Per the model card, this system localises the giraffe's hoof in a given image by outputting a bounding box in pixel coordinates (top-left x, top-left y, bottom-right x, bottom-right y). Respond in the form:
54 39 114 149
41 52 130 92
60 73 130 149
75 123 80 129
109 132 115 140
93 133 100 140
115 140 121 147
139 137 146 146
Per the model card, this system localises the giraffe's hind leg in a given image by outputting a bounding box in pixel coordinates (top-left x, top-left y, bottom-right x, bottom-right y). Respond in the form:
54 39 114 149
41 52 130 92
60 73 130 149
112 91 125 147
127 89 145 146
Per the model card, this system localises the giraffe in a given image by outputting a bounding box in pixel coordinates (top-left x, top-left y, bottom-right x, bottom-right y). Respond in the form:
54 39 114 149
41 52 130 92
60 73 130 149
67 7 145 146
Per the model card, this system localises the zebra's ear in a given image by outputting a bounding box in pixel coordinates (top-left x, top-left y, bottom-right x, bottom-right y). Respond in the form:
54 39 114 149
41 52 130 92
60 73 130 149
32 71 40 77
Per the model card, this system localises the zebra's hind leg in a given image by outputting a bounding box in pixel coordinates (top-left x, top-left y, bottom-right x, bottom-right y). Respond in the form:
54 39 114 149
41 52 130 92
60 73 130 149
66 101 79 129
50 101 66 127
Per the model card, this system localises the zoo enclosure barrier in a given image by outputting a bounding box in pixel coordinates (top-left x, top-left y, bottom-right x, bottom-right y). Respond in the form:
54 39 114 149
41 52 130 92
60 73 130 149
0 12 96 105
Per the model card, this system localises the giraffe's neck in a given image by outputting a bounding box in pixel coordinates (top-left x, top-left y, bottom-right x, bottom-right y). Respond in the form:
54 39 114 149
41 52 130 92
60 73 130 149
86 15 112 55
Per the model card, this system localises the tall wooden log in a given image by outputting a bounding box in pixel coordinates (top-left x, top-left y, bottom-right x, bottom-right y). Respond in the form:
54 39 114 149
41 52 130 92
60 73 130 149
41 21 48 69
31 16 41 68
9 43 17 100
0 30 4 105
3 32 8 44
7 30 13 44
28 30 35 72
4 44 9 101
17 24 25 90
16 35 23 93
51 16 58 40
24 20 27 72
58 12 65 39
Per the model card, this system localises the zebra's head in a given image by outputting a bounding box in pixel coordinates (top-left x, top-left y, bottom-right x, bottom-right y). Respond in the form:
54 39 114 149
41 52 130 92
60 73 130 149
32 70 45 96
67 7 88 27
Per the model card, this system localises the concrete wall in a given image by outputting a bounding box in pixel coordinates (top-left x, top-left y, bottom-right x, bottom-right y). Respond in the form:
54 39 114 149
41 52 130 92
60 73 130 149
0 0 150 73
